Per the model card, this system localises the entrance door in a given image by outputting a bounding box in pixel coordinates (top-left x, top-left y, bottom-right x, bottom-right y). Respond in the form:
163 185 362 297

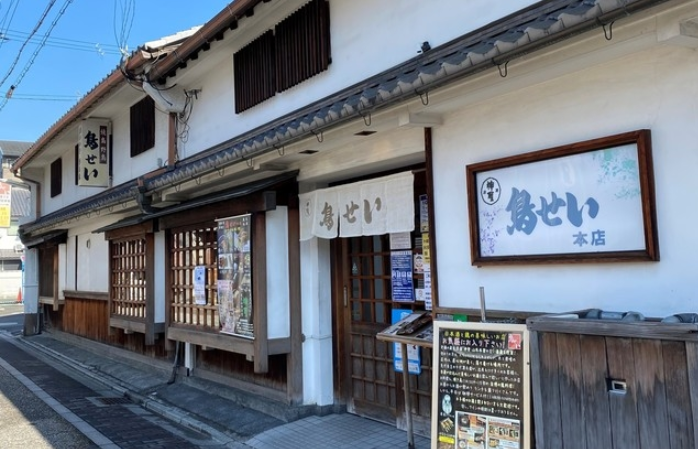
334 171 432 429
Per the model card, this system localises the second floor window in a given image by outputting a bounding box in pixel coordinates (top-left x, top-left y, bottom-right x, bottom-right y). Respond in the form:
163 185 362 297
130 96 155 157
234 0 331 113
50 157 62 197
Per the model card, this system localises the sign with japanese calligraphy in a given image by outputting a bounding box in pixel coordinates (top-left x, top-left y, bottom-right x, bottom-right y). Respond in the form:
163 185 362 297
298 171 414 240
466 130 659 265
432 321 530 449
77 119 110 187
217 214 253 338
0 181 11 228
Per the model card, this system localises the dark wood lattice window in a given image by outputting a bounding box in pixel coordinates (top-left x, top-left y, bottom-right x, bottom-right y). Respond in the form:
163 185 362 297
234 30 276 113
233 0 331 113
130 96 155 157
50 157 62 197
110 237 147 319
169 225 219 329
275 0 331 92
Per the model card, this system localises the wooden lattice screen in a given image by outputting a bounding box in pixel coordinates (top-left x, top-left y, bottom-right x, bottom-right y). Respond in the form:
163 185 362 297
110 237 147 319
169 224 219 329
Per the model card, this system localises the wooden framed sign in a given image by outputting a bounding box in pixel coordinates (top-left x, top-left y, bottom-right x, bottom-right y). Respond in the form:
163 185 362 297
432 321 530 449
466 130 659 265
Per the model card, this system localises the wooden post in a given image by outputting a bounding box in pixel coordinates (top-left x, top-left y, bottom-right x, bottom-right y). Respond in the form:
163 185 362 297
401 343 415 449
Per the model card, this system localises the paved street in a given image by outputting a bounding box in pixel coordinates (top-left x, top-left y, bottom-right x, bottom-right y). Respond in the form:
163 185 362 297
0 307 236 449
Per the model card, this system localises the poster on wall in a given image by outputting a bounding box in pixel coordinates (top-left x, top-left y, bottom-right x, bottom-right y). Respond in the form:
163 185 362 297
432 321 530 449
217 214 253 338
194 266 206 305
391 250 414 302
391 309 421 374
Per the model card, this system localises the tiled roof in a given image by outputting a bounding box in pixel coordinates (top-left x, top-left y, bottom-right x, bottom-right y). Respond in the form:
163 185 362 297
11 186 30 217
0 140 32 158
20 0 671 237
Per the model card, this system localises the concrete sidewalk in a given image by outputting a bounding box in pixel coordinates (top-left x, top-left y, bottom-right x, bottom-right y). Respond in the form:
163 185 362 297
16 332 431 449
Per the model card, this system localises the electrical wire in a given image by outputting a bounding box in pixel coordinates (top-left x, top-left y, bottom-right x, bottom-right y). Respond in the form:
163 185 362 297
4 93 78 102
0 28 121 55
113 0 135 56
0 0 57 90
0 0 20 52
0 0 74 113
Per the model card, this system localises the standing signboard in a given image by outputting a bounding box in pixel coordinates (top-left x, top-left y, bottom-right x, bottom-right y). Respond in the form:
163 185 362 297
216 214 253 338
432 321 530 449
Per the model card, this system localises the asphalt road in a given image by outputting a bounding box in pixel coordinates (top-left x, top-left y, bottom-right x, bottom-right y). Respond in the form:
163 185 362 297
0 304 23 334
0 362 98 449
0 306 97 448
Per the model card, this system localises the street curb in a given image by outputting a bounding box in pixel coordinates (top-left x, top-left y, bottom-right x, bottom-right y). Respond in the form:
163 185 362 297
15 335 245 447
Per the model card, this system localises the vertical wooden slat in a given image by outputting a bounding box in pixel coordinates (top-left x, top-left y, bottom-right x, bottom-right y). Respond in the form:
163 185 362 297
557 333 585 449
579 335 613 449
686 341 698 449
286 206 303 404
144 233 155 345
633 339 670 449
606 337 641 449
662 340 694 449
52 248 59 311
253 213 269 373
530 331 562 449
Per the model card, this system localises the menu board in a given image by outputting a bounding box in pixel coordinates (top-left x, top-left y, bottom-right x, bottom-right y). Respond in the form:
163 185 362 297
217 214 253 338
431 322 530 449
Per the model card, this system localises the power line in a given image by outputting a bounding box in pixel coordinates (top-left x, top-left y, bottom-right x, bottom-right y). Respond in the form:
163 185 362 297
0 0 74 113
0 28 121 55
0 0 57 90
5 93 79 102
0 0 20 52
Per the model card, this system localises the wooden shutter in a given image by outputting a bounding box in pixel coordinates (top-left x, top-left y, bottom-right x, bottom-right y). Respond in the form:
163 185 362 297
50 157 62 197
234 30 276 113
130 96 155 157
275 0 331 93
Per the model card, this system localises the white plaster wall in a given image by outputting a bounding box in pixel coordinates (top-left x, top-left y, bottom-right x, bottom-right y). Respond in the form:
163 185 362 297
65 235 76 291
74 231 109 292
300 234 334 406
266 206 290 339
179 0 537 157
23 248 38 315
432 44 698 318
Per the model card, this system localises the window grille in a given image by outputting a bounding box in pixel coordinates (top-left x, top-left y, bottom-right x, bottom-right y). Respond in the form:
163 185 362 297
110 237 147 319
169 225 219 329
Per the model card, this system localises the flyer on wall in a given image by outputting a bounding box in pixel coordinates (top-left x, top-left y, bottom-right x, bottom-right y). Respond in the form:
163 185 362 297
217 214 254 338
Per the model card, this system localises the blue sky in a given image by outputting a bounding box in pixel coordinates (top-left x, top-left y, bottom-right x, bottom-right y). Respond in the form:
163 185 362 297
0 0 230 143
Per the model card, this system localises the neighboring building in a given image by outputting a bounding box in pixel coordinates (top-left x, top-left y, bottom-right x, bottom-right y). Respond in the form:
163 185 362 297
0 140 31 301
11 0 698 442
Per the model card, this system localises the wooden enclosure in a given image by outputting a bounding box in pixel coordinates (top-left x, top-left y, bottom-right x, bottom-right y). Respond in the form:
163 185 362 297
528 315 698 449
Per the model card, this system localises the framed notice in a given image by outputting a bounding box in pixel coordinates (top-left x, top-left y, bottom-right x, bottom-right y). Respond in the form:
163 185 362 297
432 321 530 449
217 214 253 338
466 130 658 265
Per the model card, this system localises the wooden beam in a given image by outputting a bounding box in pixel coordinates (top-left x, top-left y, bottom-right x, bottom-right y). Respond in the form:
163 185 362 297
424 127 440 308
145 232 155 345
253 212 269 373
286 205 303 404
